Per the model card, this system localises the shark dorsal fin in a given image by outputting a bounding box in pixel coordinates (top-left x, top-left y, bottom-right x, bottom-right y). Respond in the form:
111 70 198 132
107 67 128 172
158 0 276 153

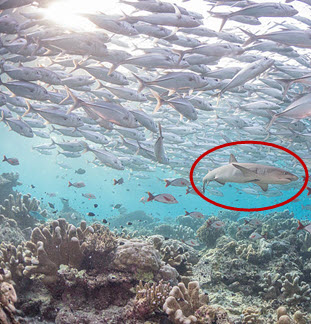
255 183 268 192
229 154 238 163
232 164 256 177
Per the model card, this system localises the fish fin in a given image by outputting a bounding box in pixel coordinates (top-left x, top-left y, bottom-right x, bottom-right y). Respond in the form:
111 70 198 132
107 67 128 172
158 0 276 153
108 63 121 75
158 122 163 137
64 86 83 113
162 27 179 39
23 100 35 117
70 59 81 73
255 183 268 192
132 73 147 93
232 163 257 177
307 187 311 196
207 11 230 32
229 154 238 163
266 113 278 130
150 89 164 113
173 3 182 19
147 192 154 202
275 78 293 98
168 89 176 96
239 28 259 47
172 49 186 64
297 220 305 230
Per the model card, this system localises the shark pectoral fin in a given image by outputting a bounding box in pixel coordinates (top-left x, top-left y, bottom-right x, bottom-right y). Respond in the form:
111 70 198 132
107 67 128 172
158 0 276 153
215 179 226 185
229 154 238 163
255 183 268 192
232 164 256 177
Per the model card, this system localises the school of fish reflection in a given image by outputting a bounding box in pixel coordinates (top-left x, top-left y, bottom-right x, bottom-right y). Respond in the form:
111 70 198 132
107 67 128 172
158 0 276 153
1 0 311 243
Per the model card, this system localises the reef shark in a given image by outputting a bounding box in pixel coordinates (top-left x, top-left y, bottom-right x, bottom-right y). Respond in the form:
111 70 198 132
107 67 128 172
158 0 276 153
202 154 298 193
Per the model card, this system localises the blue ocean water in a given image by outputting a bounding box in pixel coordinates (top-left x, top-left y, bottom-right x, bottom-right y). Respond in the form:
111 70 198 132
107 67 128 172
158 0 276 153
1 124 309 225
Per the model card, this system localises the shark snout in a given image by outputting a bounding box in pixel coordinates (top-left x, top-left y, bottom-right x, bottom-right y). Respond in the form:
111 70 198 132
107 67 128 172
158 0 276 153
286 173 298 182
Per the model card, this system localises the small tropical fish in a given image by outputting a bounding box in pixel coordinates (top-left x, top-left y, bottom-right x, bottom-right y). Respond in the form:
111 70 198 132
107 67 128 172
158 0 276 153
46 192 57 197
113 178 124 185
147 192 178 204
30 184 35 189
210 221 225 229
29 211 46 221
82 193 96 199
68 181 85 188
2 155 19 165
244 219 262 226
75 168 86 174
127 222 132 225
48 202 55 209
114 204 122 209
94 204 98 208
102 219 108 224
182 239 200 247
307 187 311 196
238 224 254 232
87 212 95 216
297 220 311 234
165 178 190 187
249 232 267 240
185 211 204 219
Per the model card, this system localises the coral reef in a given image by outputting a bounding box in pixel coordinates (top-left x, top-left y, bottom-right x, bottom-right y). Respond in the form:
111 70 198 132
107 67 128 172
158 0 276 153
163 281 209 323
148 235 199 279
0 173 21 205
0 193 48 229
197 216 226 248
0 280 18 324
130 280 171 319
23 219 93 283
0 214 26 245
108 210 154 229
154 224 196 241
176 215 204 231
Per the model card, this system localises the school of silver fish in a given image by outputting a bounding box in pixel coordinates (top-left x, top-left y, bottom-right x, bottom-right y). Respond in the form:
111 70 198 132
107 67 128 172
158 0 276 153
1 0 311 201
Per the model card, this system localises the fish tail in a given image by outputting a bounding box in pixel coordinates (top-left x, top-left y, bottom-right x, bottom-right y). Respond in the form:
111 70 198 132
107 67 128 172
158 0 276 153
275 78 292 98
81 141 91 154
68 181 72 187
2 155 7 162
150 89 165 113
147 192 154 202
0 110 5 122
207 11 230 32
172 49 186 64
108 63 121 75
70 59 81 73
64 86 83 113
132 73 146 93
307 187 311 196
185 211 189 215
239 28 258 47
23 100 35 117
186 188 190 194
297 220 305 230
266 114 278 130
164 179 171 187
113 179 117 185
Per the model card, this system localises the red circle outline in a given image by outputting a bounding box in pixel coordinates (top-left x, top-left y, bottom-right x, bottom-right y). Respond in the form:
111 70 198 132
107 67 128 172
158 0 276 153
189 141 309 212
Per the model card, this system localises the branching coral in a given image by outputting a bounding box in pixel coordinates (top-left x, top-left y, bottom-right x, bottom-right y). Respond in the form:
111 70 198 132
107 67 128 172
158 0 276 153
0 193 47 229
0 173 21 205
280 273 311 305
148 236 199 278
132 280 171 319
23 219 94 283
0 281 18 324
163 281 209 323
0 241 29 284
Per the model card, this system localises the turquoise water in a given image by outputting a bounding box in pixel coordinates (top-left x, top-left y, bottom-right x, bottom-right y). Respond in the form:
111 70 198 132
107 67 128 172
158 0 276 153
1 124 309 224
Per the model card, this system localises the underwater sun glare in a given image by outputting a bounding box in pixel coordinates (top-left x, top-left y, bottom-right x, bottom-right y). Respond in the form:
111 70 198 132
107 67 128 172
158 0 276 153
43 0 121 31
